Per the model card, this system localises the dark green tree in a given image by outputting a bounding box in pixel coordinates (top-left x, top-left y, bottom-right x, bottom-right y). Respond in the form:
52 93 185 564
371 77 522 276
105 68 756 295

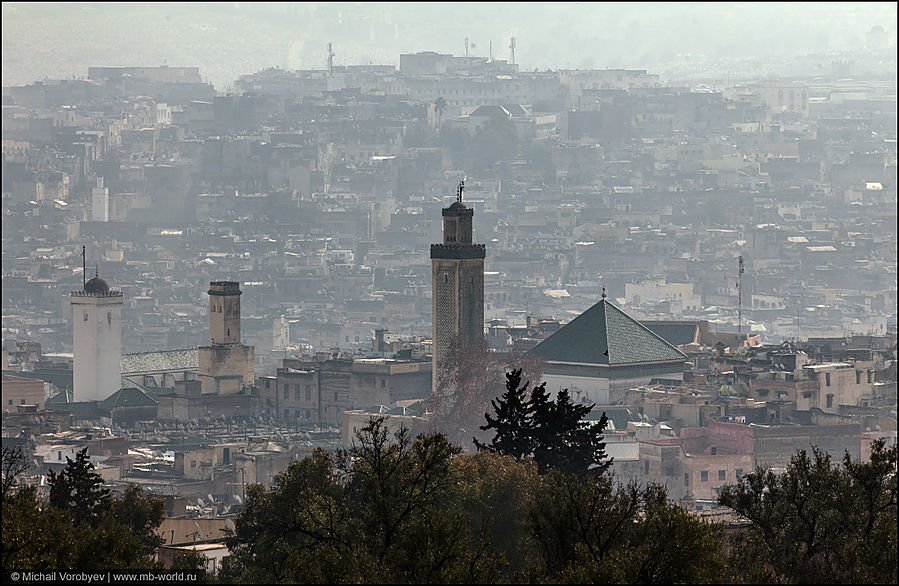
529 471 725 583
433 96 447 130
476 370 612 476
718 439 897 584
3 447 165 570
532 387 611 476
47 447 110 527
110 484 165 557
225 418 505 584
474 368 537 460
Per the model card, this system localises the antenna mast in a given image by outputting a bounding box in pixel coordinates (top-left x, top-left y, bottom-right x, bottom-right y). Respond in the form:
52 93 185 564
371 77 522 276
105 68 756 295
737 255 745 335
509 37 516 65
464 37 469 58
82 245 86 289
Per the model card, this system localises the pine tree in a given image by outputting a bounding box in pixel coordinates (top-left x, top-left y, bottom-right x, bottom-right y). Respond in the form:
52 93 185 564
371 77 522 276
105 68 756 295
477 370 612 476
47 447 110 527
475 369 537 460
531 389 610 476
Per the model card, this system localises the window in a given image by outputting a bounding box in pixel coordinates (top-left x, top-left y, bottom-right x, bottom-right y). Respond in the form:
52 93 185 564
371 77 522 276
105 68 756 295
701 470 709 482
305 409 311 419
7 399 12 406
334 392 339 402
736 468 743 478
284 409 289 420
295 409 300 418
856 371 862 384
381 379 386 388
20 399 25 404
283 386 289 399
718 470 726 481
825 372 831 387
227 328 230 336
826 394 834 408
84 312 88 321
802 392 813 398
644 460 650 475
58 451 62 461
107 312 111 323
305 385 312 401
868 370 873 383
294 386 300 401
684 473 690 487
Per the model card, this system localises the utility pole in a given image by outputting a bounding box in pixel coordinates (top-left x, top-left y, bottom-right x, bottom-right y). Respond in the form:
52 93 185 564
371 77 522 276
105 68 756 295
737 256 745 335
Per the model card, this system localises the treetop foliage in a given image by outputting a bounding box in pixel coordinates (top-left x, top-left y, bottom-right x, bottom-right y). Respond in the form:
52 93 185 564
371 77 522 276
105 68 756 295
476 368 612 476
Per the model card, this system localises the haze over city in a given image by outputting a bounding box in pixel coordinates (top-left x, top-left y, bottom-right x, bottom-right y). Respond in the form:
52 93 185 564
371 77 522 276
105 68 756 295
2 2 896 583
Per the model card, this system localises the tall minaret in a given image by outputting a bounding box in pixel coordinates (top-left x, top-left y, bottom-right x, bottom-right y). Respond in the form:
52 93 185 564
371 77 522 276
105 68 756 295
430 181 485 393
71 263 123 402
198 281 254 395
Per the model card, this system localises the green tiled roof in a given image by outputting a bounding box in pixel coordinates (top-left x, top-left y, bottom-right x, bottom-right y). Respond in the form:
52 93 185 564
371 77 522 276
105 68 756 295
53 401 108 420
4 368 73 391
529 299 687 366
102 386 159 410
121 348 198 374
641 322 699 347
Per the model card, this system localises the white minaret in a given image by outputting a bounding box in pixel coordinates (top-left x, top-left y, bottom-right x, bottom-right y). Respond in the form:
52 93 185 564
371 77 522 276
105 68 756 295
71 264 123 402
91 177 109 222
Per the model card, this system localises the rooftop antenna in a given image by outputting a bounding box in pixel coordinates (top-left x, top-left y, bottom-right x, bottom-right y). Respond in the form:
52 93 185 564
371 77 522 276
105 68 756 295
737 255 745 335
464 37 469 58
509 37 516 65
81 245 86 289
327 42 334 75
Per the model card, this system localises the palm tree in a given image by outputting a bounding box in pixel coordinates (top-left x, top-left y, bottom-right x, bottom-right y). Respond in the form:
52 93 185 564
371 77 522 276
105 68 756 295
434 96 447 131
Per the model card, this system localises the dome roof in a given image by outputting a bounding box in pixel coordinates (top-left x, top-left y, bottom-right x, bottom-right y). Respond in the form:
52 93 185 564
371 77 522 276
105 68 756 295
84 276 110 294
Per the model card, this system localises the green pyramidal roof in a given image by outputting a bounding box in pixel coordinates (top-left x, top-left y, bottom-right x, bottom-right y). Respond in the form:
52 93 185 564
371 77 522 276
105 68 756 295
528 299 687 365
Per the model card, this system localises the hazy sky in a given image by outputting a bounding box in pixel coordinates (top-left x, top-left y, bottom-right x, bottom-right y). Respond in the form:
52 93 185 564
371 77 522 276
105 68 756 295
2 2 896 89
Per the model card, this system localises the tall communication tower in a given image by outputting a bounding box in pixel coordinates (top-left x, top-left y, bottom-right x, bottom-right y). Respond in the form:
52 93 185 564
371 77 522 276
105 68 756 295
327 42 335 74
737 255 745 335
509 37 516 65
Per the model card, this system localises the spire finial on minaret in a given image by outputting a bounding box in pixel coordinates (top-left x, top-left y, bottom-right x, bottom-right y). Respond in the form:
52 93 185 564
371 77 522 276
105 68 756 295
95 265 99 278
457 179 464 204
601 286 607 299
